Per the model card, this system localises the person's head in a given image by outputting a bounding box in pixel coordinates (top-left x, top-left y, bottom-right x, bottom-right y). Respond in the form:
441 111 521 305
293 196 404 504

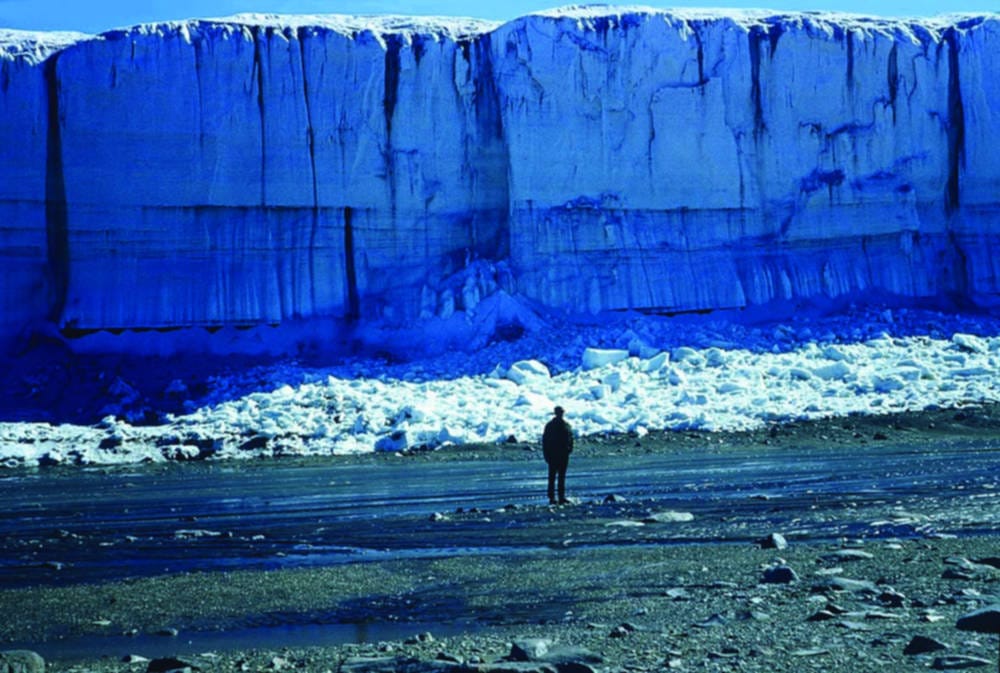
554 406 564 418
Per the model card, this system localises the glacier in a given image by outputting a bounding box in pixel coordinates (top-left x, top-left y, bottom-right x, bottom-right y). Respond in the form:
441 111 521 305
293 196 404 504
1 7 1000 356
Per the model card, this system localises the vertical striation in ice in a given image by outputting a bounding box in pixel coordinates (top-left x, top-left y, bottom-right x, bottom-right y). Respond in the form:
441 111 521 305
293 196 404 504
0 10 998 353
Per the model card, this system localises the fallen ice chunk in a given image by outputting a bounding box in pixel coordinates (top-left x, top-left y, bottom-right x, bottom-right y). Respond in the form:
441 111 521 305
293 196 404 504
952 333 988 354
375 430 409 452
813 362 852 381
643 351 670 372
582 348 629 370
506 359 551 384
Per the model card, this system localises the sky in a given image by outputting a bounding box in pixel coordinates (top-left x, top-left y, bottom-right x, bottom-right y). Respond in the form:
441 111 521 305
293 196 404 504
0 0 996 34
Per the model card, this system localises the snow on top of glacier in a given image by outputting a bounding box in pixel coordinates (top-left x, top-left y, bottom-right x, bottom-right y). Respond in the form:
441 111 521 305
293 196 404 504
215 12 501 39
521 5 997 39
1 6 995 61
0 28 90 63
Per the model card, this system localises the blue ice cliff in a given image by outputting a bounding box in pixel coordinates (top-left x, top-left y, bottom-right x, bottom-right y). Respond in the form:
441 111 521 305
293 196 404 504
1 7 999 355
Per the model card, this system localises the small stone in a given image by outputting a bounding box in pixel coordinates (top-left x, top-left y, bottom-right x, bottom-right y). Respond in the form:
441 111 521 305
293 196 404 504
757 533 788 550
154 628 179 637
932 655 992 669
146 657 202 673
811 577 877 594
956 605 1000 634
0 651 45 673
878 588 906 607
864 610 900 620
762 564 798 584
663 588 691 601
807 610 837 622
695 613 729 629
509 639 551 661
404 632 435 645
823 549 874 562
836 620 871 631
603 494 627 503
122 654 150 664
609 622 639 638
904 636 949 655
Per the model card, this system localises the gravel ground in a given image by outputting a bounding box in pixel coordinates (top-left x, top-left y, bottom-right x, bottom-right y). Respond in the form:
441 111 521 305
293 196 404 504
3 406 1000 673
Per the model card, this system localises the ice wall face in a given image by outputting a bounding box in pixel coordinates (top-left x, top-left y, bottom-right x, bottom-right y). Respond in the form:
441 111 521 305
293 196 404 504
0 17 509 344
494 11 1000 313
1 10 999 353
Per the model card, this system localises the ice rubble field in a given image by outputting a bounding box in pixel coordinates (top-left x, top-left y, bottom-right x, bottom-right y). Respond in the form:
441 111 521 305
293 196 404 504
2 307 999 468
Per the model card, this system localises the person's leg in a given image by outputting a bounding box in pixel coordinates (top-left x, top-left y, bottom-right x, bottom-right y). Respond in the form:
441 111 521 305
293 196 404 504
557 460 568 503
547 463 557 503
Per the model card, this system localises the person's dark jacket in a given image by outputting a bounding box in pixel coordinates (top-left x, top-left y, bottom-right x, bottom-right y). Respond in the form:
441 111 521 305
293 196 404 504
542 417 573 464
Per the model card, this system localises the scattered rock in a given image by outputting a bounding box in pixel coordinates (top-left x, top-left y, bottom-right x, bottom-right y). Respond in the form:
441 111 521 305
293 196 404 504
822 549 874 562
338 657 421 673
864 610 900 620
154 628 179 637
122 654 151 664
811 577 877 594
756 533 788 550
956 605 1000 634
0 651 45 673
694 613 729 629
762 564 798 584
146 657 202 673
943 568 978 581
807 610 838 622
663 587 691 601
836 620 871 631
904 636 949 655
932 655 992 669
509 639 551 661
404 632 436 645
483 664 558 673
878 588 907 607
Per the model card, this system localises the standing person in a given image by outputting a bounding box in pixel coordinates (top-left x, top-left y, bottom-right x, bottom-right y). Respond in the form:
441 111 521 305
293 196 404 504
543 406 574 504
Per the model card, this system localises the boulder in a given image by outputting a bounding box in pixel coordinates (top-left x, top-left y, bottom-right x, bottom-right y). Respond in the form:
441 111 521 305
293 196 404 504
0 651 44 673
